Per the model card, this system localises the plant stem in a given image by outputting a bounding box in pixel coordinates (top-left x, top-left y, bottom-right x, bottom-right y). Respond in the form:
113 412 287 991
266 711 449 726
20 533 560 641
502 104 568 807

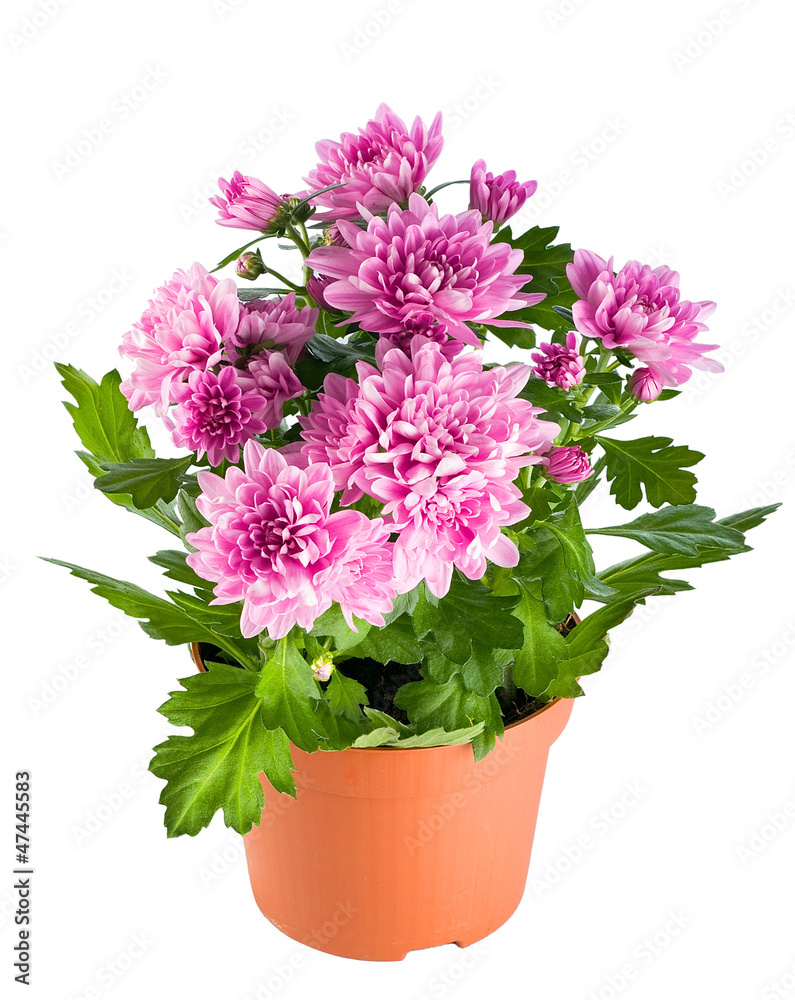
580 397 637 436
424 179 469 199
264 265 302 291
216 637 258 672
286 223 311 258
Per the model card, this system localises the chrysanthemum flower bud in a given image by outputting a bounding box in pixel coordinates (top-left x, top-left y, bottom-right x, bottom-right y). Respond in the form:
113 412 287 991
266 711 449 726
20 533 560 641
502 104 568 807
236 251 266 281
310 653 335 683
628 366 665 402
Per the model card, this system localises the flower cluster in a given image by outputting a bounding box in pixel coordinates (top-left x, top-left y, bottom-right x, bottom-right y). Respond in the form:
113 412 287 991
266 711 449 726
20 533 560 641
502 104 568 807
120 268 317 464
115 104 724 643
300 340 558 598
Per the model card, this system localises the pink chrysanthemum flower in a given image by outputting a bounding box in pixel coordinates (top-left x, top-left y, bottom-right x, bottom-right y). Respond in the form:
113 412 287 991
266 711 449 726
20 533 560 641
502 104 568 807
120 263 239 411
300 342 559 597
628 366 664 402
306 273 334 310
306 194 544 348
210 171 288 231
186 442 396 639
469 159 537 225
228 293 318 365
303 104 444 221
247 351 305 429
170 366 269 467
531 332 586 390
567 250 723 387
542 446 593 484
374 312 464 366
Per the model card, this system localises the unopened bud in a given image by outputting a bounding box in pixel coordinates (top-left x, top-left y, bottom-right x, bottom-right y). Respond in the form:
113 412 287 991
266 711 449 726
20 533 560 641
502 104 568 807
628 366 664 402
236 250 265 280
311 653 335 683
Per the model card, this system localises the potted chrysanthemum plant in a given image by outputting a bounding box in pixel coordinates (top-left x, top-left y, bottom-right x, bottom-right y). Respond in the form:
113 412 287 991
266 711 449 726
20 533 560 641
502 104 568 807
48 105 776 961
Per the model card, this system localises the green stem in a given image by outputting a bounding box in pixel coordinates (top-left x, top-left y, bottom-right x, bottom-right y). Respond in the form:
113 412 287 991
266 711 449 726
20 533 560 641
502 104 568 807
210 235 268 273
149 503 182 536
576 397 637 438
286 223 311 258
424 179 469 199
594 346 614 373
263 265 302 291
215 636 258 672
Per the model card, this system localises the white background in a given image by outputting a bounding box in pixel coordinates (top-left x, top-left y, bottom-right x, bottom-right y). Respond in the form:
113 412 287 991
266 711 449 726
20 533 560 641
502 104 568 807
3 0 795 997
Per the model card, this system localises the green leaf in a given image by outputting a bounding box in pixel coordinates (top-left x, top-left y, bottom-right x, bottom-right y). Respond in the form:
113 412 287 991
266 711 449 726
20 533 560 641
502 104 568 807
177 490 208 549
55 364 153 465
95 456 194 509
353 724 485 749
519 377 582 423
487 327 536 350
311 701 367 750
719 503 781 533
546 598 640 699
352 726 403 748
597 435 704 509
55 366 182 535
148 549 207 589
167 591 246 638
394 673 504 761
361 707 413 736
581 372 622 405
43 559 255 666
517 499 615 620
509 584 570 699
492 225 576 335
150 663 295 837
593 556 693 601
595 503 779 602
413 579 524 663
326 670 368 723
582 403 621 422
306 332 375 364
255 638 321 752
346 615 425 666
587 504 745 555
382 587 420 625
574 454 607 505
424 642 511 697
518 482 561 525
308 605 372 651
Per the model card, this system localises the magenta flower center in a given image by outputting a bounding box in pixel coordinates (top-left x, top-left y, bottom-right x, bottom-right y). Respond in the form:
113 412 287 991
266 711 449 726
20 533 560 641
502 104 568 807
237 489 327 576
191 382 245 437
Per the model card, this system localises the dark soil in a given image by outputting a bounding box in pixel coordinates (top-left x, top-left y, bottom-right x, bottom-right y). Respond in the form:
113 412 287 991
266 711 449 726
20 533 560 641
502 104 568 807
196 612 579 729
337 658 422 725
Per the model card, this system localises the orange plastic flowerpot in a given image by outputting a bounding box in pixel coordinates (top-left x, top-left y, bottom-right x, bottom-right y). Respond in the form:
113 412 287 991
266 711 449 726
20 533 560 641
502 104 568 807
190 645 573 961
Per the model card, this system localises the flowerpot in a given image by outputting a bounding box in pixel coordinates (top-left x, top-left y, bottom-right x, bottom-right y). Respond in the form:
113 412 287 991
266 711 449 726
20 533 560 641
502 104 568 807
190 644 573 961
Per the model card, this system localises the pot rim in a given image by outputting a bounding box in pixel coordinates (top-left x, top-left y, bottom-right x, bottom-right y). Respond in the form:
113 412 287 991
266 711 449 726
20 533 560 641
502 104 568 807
188 641 568 750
